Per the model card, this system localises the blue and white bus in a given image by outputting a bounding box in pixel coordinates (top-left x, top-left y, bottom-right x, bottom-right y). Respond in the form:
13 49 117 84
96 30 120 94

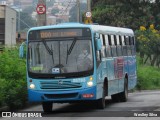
20 23 137 112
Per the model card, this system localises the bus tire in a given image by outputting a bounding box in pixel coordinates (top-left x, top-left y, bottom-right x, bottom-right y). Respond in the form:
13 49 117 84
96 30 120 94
111 93 119 102
119 77 128 102
42 102 53 113
97 84 106 109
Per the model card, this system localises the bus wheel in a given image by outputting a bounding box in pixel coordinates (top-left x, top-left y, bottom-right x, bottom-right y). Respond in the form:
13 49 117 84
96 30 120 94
97 85 106 109
42 102 53 113
111 93 119 102
119 78 128 102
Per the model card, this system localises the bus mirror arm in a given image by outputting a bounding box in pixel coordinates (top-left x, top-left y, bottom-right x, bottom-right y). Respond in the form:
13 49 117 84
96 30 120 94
19 41 26 58
96 38 102 51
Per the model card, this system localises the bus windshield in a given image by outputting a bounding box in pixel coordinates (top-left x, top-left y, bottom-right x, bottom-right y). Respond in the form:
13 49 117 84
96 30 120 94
28 39 93 78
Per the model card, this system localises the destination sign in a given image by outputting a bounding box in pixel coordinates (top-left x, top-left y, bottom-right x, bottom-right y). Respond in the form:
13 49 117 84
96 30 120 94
28 28 91 40
40 30 82 39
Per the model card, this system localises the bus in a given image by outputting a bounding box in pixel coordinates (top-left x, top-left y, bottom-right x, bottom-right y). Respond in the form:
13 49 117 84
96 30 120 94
19 23 137 112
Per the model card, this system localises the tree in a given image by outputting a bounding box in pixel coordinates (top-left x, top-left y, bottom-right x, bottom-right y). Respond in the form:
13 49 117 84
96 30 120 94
136 25 160 66
91 0 159 30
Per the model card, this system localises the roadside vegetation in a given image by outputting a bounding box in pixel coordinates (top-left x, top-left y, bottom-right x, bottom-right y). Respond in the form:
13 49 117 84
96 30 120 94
136 24 160 90
137 56 160 90
0 47 27 110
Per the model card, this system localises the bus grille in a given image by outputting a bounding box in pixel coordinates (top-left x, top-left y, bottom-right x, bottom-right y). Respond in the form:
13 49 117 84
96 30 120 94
44 93 78 99
40 81 82 89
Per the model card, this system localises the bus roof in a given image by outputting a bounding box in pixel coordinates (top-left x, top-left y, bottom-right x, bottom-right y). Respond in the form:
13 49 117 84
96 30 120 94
29 23 134 36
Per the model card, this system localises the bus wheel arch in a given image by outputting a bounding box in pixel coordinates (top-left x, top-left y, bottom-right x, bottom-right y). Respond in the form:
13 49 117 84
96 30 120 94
119 74 128 102
111 75 128 102
96 78 108 109
104 77 108 96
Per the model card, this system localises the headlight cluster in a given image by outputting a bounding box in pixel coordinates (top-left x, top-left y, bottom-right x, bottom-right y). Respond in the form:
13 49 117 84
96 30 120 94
87 76 94 87
29 83 35 89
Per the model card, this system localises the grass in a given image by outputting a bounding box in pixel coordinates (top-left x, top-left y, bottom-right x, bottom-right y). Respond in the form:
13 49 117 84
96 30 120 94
136 57 160 90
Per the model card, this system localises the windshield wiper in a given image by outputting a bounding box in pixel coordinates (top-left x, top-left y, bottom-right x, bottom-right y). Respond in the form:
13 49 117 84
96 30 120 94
66 38 77 64
42 40 54 64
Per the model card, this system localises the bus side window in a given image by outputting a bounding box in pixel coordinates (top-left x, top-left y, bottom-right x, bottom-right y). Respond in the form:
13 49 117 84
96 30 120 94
117 35 122 56
127 36 132 56
131 36 135 55
122 36 127 56
96 51 101 61
111 35 117 57
100 34 106 58
105 35 112 57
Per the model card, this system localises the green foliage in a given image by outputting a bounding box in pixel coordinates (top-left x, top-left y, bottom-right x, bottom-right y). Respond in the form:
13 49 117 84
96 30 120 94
137 65 160 90
0 79 27 109
136 57 160 90
0 47 27 109
0 79 5 107
92 0 160 30
135 25 160 66
0 48 26 80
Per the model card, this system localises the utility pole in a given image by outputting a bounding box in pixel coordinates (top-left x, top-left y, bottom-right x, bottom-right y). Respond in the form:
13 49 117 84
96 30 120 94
87 0 91 12
18 1 21 41
18 2 21 33
84 0 92 24
37 0 46 26
76 0 80 22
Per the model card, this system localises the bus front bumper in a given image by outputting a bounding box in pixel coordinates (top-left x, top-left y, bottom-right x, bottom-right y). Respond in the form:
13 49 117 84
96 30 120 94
28 86 96 102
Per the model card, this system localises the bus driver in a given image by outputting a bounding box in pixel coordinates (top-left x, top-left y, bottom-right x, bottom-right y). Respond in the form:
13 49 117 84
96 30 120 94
77 46 92 71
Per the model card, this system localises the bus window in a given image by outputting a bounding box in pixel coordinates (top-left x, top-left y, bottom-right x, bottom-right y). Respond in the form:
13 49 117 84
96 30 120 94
125 36 130 45
111 35 117 57
122 36 127 56
100 34 106 58
131 37 136 55
116 35 120 45
117 35 122 56
108 35 112 45
101 46 106 58
119 36 122 45
100 34 103 45
105 46 112 57
96 50 101 66
114 35 117 45
117 45 122 56
127 36 132 56
105 35 112 57
105 35 109 46
102 34 106 45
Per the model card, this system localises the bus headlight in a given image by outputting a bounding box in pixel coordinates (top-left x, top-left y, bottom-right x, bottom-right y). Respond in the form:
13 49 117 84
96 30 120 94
29 84 35 89
87 81 93 87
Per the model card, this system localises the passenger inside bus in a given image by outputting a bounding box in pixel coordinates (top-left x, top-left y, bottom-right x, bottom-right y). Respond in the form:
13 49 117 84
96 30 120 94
77 45 92 71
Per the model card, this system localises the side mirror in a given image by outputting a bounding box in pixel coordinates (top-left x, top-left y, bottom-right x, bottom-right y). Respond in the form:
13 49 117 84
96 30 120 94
94 33 100 39
96 38 102 51
19 42 26 58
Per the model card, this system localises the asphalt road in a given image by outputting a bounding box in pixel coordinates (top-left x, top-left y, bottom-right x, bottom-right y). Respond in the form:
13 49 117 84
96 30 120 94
1 90 160 120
